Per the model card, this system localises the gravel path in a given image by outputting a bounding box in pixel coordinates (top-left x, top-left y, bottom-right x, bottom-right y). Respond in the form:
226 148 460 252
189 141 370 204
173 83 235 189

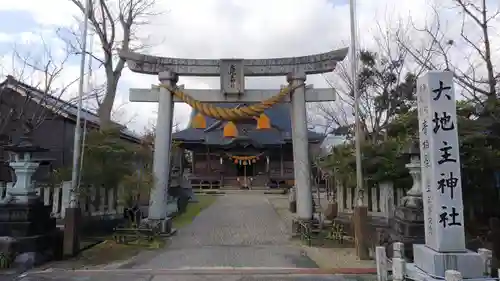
134 193 318 269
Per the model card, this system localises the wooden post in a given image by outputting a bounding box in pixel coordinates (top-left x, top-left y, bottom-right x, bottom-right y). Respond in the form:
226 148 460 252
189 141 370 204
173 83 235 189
244 164 247 189
191 151 195 173
63 206 81 257
353 205 370 260
280 146 284 177
206 146 211 176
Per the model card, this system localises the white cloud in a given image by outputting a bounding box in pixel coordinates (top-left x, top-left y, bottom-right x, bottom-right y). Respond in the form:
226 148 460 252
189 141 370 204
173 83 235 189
118 0 433 132
1 0 498 135
0 33 14 43
0 29 82 101
0 0 78 26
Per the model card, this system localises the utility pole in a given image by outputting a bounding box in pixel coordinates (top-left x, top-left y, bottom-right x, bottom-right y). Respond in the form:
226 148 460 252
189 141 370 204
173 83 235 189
349 0 369 260
64 0 91 257
349 0 363 208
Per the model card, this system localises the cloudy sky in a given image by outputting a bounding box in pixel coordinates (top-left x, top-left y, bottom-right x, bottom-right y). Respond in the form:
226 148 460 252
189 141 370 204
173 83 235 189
0 0 496 134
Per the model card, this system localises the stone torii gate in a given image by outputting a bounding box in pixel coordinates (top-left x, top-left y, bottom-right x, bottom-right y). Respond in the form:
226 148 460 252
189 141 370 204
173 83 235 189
120 48 348 227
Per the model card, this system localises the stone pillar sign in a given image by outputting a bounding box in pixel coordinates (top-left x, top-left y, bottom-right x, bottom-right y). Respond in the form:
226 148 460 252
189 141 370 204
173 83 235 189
417 71 465 252
410 71 484 280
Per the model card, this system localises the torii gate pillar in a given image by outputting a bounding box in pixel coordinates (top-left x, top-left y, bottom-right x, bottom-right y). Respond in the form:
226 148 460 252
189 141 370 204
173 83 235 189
149 71 176 221
288 72 313 221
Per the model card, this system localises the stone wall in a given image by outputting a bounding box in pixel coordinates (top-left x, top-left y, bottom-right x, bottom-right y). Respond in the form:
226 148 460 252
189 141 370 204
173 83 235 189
336 182 408 219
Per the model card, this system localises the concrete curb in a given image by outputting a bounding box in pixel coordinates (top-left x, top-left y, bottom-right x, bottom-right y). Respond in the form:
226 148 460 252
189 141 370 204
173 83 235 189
109 229 178 270
108 249 163 270
26 267 378 275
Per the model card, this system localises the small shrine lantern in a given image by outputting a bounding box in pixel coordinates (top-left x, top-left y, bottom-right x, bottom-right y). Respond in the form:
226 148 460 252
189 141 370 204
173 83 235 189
402 139 422 199
2 136 48 204
404 139 421 165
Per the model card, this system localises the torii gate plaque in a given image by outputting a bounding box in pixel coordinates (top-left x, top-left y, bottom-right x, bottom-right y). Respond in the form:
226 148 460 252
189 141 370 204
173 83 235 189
220 59 245 96
120 48 348 226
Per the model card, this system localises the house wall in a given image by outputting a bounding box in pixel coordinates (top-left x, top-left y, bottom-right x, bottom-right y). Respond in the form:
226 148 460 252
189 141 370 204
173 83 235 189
0 87 71 181
0 87 141 183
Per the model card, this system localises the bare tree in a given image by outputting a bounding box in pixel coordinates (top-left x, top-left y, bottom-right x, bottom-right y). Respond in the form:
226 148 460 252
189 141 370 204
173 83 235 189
306 104 329 135
396 0 499 112
0 38 82 142
316 32 417 144
62 0 159 129
142 120 180 147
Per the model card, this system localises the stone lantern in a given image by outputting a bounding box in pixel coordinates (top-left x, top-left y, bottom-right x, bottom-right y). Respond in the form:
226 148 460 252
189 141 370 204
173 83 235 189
0 136 62 266
401 140 424 208
1 136 48 204
384 139 425 261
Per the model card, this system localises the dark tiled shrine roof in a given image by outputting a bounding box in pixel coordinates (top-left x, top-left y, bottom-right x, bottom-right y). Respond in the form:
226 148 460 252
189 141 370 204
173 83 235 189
172 103 324 146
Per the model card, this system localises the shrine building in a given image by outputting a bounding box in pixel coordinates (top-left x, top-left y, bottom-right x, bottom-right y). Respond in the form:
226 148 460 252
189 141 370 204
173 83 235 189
171 102 325 189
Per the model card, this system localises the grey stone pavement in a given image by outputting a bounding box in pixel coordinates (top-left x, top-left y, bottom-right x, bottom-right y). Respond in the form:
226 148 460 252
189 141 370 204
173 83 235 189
10 193 376 281
133 193 317 269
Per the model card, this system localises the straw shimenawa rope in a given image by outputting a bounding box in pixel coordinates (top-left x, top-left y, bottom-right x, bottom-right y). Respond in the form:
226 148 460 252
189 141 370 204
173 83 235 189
160 83 305 121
